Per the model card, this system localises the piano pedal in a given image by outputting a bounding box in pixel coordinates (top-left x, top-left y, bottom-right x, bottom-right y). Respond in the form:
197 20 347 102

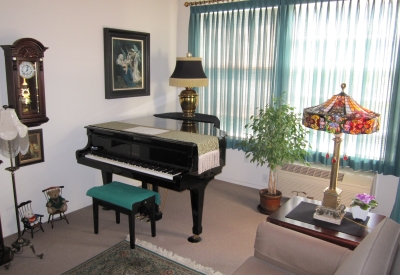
140 215 148 221
146 218 151 223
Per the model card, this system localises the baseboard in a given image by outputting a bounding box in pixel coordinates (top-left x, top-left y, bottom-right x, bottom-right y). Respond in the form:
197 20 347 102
215 175 262 190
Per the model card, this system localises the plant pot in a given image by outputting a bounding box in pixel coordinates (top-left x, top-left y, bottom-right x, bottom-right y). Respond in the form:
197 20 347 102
257 189 282 215
351 205 370 221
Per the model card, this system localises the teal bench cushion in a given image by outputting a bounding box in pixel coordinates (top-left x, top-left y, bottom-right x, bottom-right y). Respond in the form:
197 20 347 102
86 181 161 210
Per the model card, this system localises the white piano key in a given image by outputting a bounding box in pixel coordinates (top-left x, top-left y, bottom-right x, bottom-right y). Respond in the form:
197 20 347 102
85 153 182 180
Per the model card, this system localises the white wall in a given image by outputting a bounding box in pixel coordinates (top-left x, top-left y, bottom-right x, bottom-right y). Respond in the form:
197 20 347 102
0 0 182 237
215 149 399 217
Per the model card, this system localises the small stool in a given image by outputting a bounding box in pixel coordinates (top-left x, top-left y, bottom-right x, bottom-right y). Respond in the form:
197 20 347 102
86 181 160 249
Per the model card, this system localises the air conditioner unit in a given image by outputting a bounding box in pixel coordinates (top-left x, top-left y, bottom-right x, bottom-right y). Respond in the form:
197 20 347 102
277 163 375 207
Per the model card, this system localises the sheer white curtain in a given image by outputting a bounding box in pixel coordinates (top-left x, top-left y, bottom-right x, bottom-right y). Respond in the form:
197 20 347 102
189 3 279 146
189 0 400 174
282 0 399 171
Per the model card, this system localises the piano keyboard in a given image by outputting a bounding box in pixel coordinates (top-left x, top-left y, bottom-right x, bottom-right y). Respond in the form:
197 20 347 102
84 153 184 180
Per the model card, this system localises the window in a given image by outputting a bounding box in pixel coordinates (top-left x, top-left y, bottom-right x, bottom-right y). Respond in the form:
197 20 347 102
189 0 400 174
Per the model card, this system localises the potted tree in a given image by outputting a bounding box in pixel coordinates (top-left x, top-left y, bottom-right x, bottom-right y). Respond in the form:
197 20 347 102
239 97 311 214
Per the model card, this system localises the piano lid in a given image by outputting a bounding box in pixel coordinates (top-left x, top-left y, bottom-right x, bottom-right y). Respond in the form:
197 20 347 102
87 116 226 174
88 116 226 138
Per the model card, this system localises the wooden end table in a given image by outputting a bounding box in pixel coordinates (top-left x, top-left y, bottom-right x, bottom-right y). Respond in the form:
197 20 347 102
267 196 385 250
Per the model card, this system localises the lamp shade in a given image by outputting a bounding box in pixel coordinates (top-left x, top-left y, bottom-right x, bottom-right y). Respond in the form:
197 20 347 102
169 55 208 88
0 108 29 158
302 84 380 135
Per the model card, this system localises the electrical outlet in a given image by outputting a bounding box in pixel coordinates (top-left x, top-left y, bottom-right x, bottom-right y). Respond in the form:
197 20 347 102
262 174 268 183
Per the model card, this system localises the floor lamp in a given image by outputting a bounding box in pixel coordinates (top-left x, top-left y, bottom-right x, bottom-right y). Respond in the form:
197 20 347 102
0 106 43 267
302 84 380 224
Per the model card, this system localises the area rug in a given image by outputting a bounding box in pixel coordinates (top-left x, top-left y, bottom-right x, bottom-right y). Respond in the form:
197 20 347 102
61 239 224 275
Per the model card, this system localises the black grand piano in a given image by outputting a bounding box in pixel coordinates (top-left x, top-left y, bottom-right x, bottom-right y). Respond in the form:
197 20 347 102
76 115 226 242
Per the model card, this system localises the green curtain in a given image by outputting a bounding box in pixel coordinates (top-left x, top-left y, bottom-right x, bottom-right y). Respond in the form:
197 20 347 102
189 0 400 177
390 177 400 223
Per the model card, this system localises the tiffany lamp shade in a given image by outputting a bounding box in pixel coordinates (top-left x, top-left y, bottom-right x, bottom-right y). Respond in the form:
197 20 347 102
302 83 380 224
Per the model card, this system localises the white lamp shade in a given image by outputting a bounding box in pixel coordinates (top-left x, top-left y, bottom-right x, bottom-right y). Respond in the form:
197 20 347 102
0 108 29 158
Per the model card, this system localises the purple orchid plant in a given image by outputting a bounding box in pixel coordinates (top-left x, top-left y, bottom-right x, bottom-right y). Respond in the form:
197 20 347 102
350 193 378 210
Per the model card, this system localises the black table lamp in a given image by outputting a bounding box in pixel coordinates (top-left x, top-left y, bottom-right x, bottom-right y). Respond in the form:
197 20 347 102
169 53 208 118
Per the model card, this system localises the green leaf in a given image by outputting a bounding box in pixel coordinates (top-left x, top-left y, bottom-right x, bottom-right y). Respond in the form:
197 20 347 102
237 95 311 194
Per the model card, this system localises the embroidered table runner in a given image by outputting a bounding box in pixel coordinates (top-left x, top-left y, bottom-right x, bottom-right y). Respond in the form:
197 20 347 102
92 121 219 174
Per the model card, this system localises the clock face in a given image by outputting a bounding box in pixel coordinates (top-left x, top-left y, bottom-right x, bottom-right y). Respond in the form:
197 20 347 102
19 61 36 79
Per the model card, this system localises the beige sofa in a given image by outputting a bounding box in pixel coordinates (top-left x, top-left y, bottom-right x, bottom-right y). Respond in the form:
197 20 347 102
232 217 400 275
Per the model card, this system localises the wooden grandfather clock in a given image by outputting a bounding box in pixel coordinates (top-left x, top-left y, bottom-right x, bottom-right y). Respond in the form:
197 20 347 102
1 38 49 127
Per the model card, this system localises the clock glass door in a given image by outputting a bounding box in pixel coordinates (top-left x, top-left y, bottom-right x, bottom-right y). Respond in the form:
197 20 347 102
18 60 40 117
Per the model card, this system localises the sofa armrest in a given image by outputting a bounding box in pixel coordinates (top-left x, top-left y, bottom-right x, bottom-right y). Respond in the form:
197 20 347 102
254 221 351 275
335 217 400 275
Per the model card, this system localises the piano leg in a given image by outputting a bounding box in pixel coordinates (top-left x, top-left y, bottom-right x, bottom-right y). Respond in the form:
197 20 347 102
142 179 210 243
101 171 113 210
188 179 209 243
102 171 112 185
93 199 99 234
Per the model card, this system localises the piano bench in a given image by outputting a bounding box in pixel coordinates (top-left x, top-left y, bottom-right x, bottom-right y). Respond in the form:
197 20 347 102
86 181 161 249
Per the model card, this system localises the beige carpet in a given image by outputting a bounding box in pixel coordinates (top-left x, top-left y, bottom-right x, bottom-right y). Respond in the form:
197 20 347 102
2 179 267 275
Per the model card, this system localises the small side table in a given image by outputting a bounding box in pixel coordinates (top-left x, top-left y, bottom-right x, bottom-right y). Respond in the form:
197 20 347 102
267 196 385 250
154 112 220 129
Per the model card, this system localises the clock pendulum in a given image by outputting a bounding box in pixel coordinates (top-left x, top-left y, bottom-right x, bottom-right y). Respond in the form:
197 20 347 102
20 78 31 113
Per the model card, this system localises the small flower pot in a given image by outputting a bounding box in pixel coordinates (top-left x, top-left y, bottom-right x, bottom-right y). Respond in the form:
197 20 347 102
257 189 282 215
351 205 370 221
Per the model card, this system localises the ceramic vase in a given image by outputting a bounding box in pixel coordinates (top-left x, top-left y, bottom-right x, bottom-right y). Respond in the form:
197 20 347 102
257 189 282 215
351 205 370 221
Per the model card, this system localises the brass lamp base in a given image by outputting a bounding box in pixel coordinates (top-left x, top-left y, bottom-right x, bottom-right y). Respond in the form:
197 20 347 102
180 121 198 133
11 236 30 250
313 187 346 225
313 205 346 225
179 88 198 117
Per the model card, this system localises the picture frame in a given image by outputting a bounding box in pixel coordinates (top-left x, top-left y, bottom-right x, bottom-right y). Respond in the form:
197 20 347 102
104 28 150 99
16 129 44 167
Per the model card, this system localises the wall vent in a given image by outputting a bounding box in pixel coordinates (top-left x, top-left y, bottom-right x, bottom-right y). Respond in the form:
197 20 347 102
278 163 373 207
280 164 345 182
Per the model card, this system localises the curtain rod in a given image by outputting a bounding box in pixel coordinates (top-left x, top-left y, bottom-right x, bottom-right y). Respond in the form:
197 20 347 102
184 0 238 7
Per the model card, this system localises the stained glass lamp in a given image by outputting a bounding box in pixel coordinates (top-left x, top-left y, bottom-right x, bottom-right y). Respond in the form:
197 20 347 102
302 83 380 224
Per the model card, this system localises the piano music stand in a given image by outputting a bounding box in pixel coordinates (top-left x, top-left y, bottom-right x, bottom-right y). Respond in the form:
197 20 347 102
154 112 220 129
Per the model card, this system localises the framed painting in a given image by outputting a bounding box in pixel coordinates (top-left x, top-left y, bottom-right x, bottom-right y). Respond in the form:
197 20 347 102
104 28 150 99
16 129 44 167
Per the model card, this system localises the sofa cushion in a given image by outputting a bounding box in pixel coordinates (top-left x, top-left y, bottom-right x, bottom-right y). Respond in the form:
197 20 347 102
254 221 351 275
335 217 400 275
231 256 293 275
